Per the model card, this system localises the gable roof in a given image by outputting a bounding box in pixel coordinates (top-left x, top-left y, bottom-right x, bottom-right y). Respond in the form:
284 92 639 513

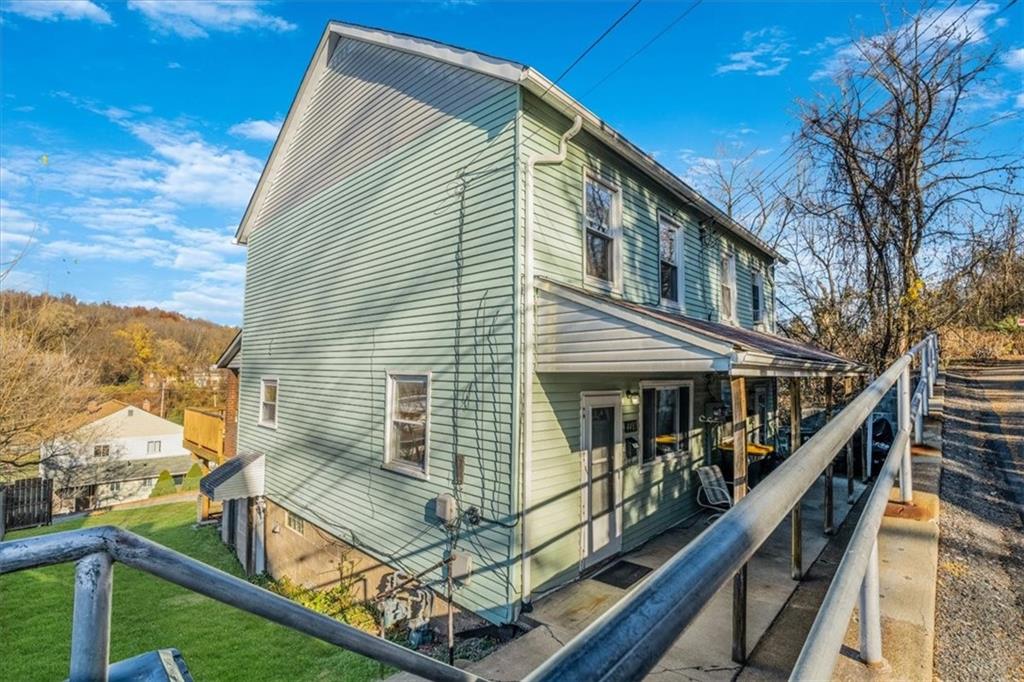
235 21 784 264
216 329 242 369
68 400 183 438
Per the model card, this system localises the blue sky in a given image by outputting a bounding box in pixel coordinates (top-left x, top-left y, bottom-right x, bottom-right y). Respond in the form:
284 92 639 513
1 0 1021 325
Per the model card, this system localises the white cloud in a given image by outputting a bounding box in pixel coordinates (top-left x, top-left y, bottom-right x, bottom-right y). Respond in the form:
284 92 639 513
126 0 295 39
229 118 282 142
167 61 182 69
1016 93 1024 109
716 26 792 77
0 199 47 253
812 3 1002 81
1003 48 1024 70
2 0 112 24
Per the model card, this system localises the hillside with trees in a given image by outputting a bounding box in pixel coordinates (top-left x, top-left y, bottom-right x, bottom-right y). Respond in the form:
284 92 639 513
0 291 237 477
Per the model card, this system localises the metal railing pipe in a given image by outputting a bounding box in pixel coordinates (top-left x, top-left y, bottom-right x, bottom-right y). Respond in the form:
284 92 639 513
898 367 913 503
790 429 909 680
0 526 108 573
524 343 926 682
70 551 113 682
0 528 480 682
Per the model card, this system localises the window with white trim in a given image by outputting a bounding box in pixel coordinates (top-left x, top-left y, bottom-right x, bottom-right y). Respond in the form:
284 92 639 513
259 378 278 428
385 373 430 476
720 251 737 324
146 440 161 455
583 175 619 287
752 272 765 325
640 382 693 465
93 445 110 457
659 215 684 307
285 510 304 535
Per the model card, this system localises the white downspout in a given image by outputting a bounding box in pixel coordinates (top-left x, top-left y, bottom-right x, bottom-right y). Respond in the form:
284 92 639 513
521 114 583 606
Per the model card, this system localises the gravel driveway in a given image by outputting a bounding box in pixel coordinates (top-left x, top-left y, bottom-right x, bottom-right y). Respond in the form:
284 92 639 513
933 362 1024 682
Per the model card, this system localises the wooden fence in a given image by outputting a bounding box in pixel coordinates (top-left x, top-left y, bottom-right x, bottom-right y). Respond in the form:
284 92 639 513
2 478 53 533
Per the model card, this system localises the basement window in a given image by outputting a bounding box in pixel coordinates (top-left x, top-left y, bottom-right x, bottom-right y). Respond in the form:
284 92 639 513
384 372 430 478
286 510 305 535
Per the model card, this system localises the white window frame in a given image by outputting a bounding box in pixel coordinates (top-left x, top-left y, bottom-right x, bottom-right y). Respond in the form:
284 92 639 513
582 171 623 293
146 440 162 455
383 370 431 480
285 509 305 535
259 377 279 429
720 251 738 325
638 380 695 467
752 271 765 327
658 212 685 311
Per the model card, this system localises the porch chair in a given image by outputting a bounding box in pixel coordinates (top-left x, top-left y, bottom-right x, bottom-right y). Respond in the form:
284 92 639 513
697 465 733 523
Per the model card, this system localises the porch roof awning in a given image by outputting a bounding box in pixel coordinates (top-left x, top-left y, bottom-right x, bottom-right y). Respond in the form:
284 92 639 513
536 278 864 378
199 452 264 501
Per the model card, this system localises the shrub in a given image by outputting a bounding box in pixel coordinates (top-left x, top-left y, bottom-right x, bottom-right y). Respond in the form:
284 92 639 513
253 574 378 632
179 463 203 492
149 470 178 497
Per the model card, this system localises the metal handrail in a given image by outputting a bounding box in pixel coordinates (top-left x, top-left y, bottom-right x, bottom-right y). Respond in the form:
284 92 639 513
525 334 937 682
2 334 939 682
0 526 479 682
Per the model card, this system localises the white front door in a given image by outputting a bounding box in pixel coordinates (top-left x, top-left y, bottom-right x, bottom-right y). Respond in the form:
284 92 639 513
581 393 623 569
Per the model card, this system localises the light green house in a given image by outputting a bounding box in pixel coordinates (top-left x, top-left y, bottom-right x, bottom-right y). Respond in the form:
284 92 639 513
231 22 857 625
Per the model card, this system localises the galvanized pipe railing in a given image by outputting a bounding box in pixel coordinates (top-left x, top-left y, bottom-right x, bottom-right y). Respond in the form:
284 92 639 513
0 526 480 682
525 333 937 682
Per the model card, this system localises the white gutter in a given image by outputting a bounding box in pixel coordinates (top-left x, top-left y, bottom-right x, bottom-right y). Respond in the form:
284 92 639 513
521 114 583 606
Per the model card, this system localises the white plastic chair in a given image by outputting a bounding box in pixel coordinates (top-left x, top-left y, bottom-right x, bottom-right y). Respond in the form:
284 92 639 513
697 465 733 522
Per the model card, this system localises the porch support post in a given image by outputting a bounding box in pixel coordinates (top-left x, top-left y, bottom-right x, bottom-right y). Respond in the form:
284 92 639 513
789 377 802 581
844 377 855 503
730 376 748 664
823 377 834 536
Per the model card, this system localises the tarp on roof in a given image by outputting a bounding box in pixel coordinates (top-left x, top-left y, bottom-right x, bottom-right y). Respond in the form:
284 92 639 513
199 452 264 501
536 278 863 378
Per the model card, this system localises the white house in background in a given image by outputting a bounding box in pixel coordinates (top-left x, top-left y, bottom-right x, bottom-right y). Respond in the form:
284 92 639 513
40 400 194 513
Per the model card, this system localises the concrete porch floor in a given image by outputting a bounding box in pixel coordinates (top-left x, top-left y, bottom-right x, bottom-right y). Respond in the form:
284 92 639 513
467 473 867 681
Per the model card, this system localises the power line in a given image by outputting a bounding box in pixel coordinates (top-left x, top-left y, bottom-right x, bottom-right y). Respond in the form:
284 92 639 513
582 0 704 97
727 0 977 220
547 0 644 94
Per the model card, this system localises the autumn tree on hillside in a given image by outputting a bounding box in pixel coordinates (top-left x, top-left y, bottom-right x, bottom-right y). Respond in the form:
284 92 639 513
0 297 96 477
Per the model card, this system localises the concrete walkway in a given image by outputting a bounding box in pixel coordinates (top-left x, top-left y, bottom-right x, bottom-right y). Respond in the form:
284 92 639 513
465 474 867 681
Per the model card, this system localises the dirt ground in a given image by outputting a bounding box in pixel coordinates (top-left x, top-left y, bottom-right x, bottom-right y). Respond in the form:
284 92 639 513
933 362 1024 682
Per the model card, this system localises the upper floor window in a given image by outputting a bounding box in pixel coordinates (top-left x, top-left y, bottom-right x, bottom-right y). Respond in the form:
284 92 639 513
720 252 737 325
93 444 110 457
385 372 430 477
584 174 620 288
752 272 765 326
659 215 684 308
146 440 162 455
259 378 278 428
640 381 693 465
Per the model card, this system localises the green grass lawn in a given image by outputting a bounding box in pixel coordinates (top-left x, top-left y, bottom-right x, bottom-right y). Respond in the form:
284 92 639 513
0 502 386 681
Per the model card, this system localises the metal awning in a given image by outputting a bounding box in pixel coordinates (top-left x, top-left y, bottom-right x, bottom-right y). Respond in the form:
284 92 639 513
536 279 864 378
199 452 264 501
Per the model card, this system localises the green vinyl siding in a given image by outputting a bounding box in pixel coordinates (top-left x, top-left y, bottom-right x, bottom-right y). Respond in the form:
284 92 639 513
238 38 520 624
521 92 775 329
528 374 716 592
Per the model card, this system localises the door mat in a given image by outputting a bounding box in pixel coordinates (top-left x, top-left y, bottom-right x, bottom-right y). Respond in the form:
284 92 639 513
592 560 652 589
